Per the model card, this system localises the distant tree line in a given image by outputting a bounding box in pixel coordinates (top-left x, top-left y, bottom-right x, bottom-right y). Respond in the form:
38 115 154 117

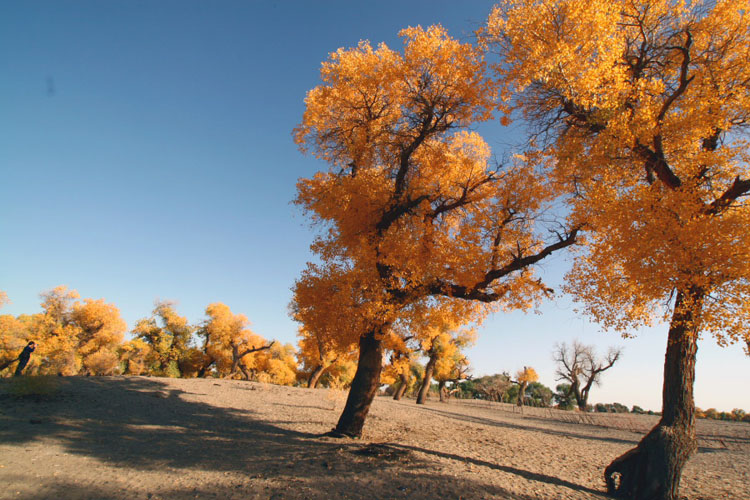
0 286 297 384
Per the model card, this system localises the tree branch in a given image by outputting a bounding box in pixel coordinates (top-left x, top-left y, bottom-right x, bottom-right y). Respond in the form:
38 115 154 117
426 226 580 302
704 176 750 215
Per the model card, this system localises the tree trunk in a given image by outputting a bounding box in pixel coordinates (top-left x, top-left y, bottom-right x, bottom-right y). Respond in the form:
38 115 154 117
229 344 241 378
197 359 215 378
517 381 528 407
331 329 384 438
438 380 446 402
393 373 408 400
308 364 325 388
416 354 437 405
571 380 586 411
578 382 591 412
605 288 701 500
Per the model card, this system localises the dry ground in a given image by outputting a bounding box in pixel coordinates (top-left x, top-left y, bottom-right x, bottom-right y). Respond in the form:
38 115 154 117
0 376 747 500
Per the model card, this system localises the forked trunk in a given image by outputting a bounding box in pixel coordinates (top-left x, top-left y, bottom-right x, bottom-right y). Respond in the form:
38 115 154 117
516 381 528 407
331 329 384 438
308 364 325 388
605 288 701 500
416 354 437 405
238 364 252 380
393 373 408 400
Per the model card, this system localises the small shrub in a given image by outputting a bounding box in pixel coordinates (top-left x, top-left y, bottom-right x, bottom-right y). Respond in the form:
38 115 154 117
163 360 181 378
84 350 120 376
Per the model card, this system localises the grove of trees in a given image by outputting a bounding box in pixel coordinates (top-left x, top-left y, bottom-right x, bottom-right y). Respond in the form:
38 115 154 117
3 1 749 499
293 23 578 439
482 0 750 497
288 0 750 498
0 287 297 383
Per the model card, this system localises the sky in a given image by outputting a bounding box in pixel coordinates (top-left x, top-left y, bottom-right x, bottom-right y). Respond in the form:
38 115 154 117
1 0 748 412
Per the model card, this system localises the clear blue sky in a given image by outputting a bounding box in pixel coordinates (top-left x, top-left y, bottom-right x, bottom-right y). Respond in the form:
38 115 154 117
1 1 747 412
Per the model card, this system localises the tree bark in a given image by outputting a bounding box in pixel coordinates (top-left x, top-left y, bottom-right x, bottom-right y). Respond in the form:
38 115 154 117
393 373 408 400
331 329 384 438
308 364 325 388
604 288 701 500
416 354 437 405
438 380 447 402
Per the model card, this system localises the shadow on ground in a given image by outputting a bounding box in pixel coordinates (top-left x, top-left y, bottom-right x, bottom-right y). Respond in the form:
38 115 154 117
0 377 608 499
399 401 640 446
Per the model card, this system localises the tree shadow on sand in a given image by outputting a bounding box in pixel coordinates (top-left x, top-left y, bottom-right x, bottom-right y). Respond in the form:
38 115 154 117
398 401 640 446
396 400 744 454
0 377 609 499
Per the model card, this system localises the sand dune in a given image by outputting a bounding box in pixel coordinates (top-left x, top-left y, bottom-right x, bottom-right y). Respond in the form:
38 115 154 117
0 376 747 499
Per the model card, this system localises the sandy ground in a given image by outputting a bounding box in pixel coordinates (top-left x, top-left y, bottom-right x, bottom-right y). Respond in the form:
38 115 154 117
0 376 747 500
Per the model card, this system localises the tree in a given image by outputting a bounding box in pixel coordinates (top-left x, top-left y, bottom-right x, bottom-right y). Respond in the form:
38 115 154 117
119 338 151 375
484 1 750 497
253 342 298 386
473 373 513 402
133 301 194 377
69 298 127 375
291 266 360 388
416 326 475 404
297 330 355 388
35 286 82 375
0 314 29 374
434 349 472 402
553 340 622 411
197 302 274 379
1 287 126 376
554 383 576 410
514 366 538 407
295 24 578 438
382 329 415 400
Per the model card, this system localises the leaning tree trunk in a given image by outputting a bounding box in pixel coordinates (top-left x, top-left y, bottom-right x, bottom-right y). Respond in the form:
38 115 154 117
393 373 408 400
197 359 215 378
416 354 437 405
331 329 384 438
438 380 447 402
578 383 592 412
605 288 701 500
516 381 528 407
308 364 325 388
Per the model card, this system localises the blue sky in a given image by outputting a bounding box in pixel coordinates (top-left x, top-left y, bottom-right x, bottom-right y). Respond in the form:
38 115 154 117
1 1 747 412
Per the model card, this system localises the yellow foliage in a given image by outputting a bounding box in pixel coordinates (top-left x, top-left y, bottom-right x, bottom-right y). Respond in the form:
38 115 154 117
516 366 538 384
83 349 120 376
294 23 578 367
0 315 29 374
133 301 193 377
484 0 750 347
70 298 126 374
119 338 151 375
199 302 268 378
254 343 298 386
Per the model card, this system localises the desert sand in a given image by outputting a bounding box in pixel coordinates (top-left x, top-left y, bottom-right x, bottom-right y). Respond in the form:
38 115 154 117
0 376 747 500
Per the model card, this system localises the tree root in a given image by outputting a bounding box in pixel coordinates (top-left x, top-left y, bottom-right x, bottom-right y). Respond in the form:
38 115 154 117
604 425 696 500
